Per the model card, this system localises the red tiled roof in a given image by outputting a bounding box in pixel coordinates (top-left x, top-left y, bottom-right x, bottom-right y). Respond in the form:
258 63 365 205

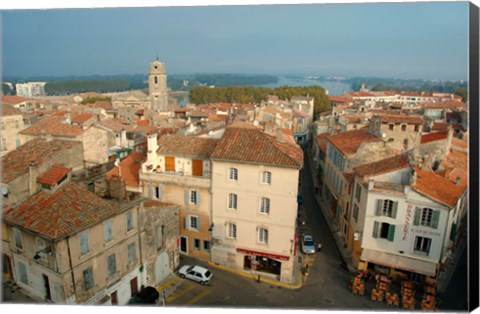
413 168 466 208
211 122 303 168
1 138 82 183
424 101 465 109
329 96 348 103
3 183 121 240
1 95 31 104
21 114 85 137
451 138 468 149
377 114 423 124
134 119 150 127
71 113 93 124
107 152 146 187
354 154 410 177
326 128 381 156
431 123 450 131
97 119 134 133
420 131 448 144
157 135 219 158
1 104 23 116
143 200 176 208
37 165 71 186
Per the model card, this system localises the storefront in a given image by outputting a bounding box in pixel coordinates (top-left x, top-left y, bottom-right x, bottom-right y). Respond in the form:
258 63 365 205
238 248 289 277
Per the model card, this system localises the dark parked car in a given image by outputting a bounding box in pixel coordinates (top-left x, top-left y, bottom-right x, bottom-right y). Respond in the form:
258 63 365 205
128 286 160 305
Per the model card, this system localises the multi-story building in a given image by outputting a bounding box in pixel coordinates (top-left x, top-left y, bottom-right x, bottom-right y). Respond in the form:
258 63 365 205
0 138 84 209
210 123 303 284
0 104 28 156
140 133 219 261
15 82 47 97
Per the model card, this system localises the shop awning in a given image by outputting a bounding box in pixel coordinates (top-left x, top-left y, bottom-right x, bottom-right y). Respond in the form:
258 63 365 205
237 248 290 261
361 248 437 277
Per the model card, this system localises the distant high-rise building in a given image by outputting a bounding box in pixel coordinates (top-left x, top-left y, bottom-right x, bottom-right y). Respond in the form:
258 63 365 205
148 59 169 112
15 82 47 97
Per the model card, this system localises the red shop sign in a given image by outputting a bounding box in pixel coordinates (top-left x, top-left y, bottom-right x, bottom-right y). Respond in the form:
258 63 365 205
236 248 290 261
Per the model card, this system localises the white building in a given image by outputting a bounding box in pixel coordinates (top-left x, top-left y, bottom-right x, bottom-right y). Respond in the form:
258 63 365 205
210 123 303 284
15 82 47 97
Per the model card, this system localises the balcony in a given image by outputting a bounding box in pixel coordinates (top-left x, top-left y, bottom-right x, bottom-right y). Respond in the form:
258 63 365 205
140 169 211 189
372 181 404 193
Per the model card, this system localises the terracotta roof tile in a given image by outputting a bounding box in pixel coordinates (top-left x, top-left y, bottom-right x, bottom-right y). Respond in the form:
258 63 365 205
157 135 219 158
37 165 71 186
97 119 134 133
1 96 31 104
326 128 381 156
143 200 176 208
420 131 448 144
1 138 82 183
315 132 329 153
329 96 348 103
1 104 23 116
424 101 465 109
21 114 85 137
377 114 423 124
354 154 410 177
134 119 150 127
71 113 94 124
413 168 466 208
107 152 146 187
3 182 121 240
211 122 303 168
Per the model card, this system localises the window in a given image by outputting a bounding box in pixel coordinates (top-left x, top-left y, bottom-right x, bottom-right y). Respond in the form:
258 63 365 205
258 228 268 244
104 221 112 243
401 124 407 132
227 223 237 239
353 204 359 222
383 200 394 217
155 186 161 199
185 215 200 231
355 184 362 202
18 262 28 285
229 168 238 181
203 241 211 252
13 228 23 250
372 221 395 241
154 76 158 84
79 231 89 255
261 171 272 184
414 236 432 255
193 239 201 250
126 211 134 231
107 254 117 277
389 124 394 131
83 267 94 290
414 125 420 132
260 197 270 214
185 190 200 205
228 193 238 210
127 243 137 264
414 207 439 228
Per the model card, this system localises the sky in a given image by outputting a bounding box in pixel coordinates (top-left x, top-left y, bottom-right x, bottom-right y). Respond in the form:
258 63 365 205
0 1 471 80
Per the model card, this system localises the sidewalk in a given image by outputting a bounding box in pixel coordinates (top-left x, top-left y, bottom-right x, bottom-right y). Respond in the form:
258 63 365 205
305 148 356 274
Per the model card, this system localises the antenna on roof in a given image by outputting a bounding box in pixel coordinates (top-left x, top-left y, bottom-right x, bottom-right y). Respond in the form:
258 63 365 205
156 52 159 61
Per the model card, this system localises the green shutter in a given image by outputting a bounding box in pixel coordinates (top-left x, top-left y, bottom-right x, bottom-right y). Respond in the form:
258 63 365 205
197 217 201 231
431 210 440 229
413 207 421 225
388 225 396 241
376 200 383 216
372 221 379 238
185 190 189 205
392 202 398 218
450 223 457 241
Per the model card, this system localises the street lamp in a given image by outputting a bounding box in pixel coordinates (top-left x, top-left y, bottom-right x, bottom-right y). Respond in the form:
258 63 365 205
33 247 52 264
208 224 214 262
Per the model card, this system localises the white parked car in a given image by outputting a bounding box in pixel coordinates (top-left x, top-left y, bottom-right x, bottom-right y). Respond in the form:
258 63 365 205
178 265 213 285
302 235 316 254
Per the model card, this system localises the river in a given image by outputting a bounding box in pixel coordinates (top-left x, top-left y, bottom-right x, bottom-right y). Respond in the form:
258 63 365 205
259 76 352 96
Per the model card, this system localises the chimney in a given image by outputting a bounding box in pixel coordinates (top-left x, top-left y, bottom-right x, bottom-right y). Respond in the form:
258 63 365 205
28 160 37 195
455 177 462 186
410 171 417 186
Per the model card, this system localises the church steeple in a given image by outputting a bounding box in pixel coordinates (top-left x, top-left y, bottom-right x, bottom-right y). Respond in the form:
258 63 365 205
148 59 168 112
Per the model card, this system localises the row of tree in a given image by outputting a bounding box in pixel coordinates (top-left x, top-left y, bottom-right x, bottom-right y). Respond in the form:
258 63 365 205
189 85 331 116
45 80 131 95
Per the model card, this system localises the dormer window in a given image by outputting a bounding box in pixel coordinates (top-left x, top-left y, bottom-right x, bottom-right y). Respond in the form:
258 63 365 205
38 166 71 190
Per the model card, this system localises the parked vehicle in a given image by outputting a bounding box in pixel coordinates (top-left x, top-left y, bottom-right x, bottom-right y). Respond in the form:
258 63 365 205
128 286 160 305
302 235 315 254
178 265 213 285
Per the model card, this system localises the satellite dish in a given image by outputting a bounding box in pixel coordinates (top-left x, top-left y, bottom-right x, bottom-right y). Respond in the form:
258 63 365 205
2 186 9 196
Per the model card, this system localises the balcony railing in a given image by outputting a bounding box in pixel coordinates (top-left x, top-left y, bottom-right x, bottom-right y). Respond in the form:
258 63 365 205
140 169 211 188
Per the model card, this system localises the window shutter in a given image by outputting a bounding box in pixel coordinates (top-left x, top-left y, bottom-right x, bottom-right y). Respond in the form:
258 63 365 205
450 223 457 241
372 221 379 238
388 225 396 241
392 202 398 219
197 218 201 231
376 200 383 216
184 216 188 230
148 184 153 199
431 210 440 229
413 207 421 225
158 186 163 200
185 190 189 205
197 191 201 205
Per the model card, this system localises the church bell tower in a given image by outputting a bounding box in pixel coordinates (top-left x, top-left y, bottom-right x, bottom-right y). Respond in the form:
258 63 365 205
148 58 169 112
